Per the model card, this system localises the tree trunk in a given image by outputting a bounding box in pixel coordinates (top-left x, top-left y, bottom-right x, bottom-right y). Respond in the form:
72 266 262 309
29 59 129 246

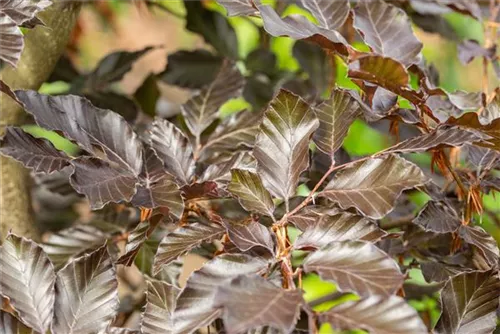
0 2 80 240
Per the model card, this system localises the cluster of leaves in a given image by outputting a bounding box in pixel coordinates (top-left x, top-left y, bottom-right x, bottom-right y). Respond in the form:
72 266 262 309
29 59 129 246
1 0 500 333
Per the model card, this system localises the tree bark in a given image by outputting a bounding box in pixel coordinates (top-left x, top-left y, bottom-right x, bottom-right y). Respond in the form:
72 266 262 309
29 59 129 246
0 2 80 240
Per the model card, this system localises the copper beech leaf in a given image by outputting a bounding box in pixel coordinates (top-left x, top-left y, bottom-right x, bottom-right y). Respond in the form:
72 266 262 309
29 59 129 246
181 60 245 139
435 270 500 334
223 218 275 255
217 0 257 17
0 127 70 174
458 225 499 270
313 89 362 162
294 212 386 250
149 118 195 186
349 55 409 93
0 0 52 26
117 215 161 267
0 310 37 334
140 278 180 334
214 275 303 334
174 254 268 334
227 169 275 217
153 221 225 274
412 200 461 233
253 90 319 208
0 12 23 67
354 0 423 65
288 205 340 231
303 241 404 297
131 148 184 217
320 295 428 334
297 0 349 31
0 234 56 333
52 245 119 334
320 154 428 219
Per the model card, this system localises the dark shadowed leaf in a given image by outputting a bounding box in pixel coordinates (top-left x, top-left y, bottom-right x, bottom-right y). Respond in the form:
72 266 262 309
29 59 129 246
288 205 340 232
320 154 428 219
303 241 404 296
313 89 361 161
131 149 184 216
292 41 332 95
413 200 461 233
52 245 119 334
153 221 225 274
214 275 303 334
253 90 319 207
70 157 138 209
134 74 160 117
420 261 473 283
47 55 79 83
349 55 410 93
174 254 268 334
0 234 56 333
0 79 19 102
228 169 274 217
184 1 238 58
84 91 140 123
86 47 153 89
181 60 245 140
0 311 36 334
202 110 261 156
158 50 223 89
42 225 111 268
224 218 275 255
0 127 70 174
15 91 143 173
457 39 495 64
149 118 195 185
435 270 500 334
466 144 500 172
217 0 257 17
385 125 490 155
257 4 348 54
410 12 457 40
298 0 349 30
294 212 386 250
0 13 23 67
320 295 428 334
141 278 180 334
117 216 160 266
459 225 499 270
354 0 423 65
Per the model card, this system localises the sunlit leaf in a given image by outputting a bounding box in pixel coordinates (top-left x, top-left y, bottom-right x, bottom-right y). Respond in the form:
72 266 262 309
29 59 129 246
294 212 386 250
0 127 70 174
0 13 23 67
288 205 340 231
217 0 257 17
141 278 180 334
297 0 349 30
228 169 275 217
253 90 319 208
320 154 428 219
174 254 268 333
153 221 225 274
354 0 423 65
435 270 500 334
0 234 56 333
214 275 303 334
320 295 428 334
52 245 119 334
303 240 404 296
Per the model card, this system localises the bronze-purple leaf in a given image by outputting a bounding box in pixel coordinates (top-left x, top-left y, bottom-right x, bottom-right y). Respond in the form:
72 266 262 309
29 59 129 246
0 12 23 67
354 0 423 65
294 212 386 250
214 275 303 334
320 154 428 219
217 0 257 17
459 225 499 270
297 0 349 31
412 200 461 233
131 148 184 217
0 234 56 333
0 127 70 174
149 118 195 186
313 89 361 162
223 218 275 255
141 278 180 334
253 90 319 209
117 215 161 267
181 60 245 140
435 270 500 334
153 221 225 274
174 254 268 334
303 240 405 297
0 0 52 26
52 245 119 334
227 169 275 218
320 295 428 334
0 310 37 334
288 205 340 231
